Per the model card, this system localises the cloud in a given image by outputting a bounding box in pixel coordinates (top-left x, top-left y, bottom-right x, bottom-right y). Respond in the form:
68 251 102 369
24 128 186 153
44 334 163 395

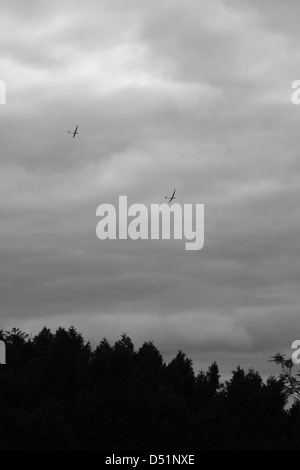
0 0 299 376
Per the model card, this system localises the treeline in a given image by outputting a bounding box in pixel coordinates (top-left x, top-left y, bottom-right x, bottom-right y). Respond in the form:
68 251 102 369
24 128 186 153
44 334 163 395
0 326 299 450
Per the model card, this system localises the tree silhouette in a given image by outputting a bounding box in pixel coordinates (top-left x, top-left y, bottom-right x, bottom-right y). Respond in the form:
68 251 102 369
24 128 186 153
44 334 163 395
270 353 300 401
0 326 296 449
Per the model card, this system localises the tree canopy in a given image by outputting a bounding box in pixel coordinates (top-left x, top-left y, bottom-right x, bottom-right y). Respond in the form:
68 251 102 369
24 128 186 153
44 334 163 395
0 327 298 450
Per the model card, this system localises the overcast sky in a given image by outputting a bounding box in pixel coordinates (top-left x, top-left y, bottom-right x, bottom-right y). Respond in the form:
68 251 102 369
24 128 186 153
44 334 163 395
1 0 300 376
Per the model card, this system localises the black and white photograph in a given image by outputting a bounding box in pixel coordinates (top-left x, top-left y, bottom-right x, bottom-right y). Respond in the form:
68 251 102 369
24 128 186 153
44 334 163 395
1 0 300 453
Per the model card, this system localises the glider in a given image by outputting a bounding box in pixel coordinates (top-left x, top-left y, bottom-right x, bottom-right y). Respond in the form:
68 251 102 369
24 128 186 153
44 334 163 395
68 125 79 138
165 189 176 204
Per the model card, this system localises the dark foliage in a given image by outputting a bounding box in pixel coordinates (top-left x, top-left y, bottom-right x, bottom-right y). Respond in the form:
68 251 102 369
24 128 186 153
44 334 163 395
0 327 297 449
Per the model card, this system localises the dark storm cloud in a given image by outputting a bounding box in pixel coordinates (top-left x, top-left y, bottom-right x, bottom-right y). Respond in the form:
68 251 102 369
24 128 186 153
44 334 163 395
0 0 300 375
